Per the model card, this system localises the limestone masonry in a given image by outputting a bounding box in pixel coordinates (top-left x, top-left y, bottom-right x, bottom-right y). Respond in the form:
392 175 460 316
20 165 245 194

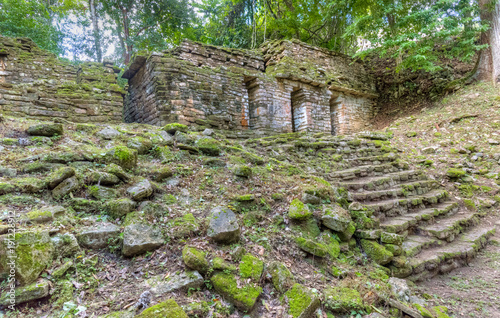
123 39 378 135
0 36 124 123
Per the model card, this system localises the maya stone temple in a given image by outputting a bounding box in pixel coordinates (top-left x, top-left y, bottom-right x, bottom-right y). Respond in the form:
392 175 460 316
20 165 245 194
122 39 378 135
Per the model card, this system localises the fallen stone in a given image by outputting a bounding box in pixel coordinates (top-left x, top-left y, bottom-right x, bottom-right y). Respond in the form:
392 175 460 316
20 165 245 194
233 165 252 177
168 213 199 238
105 146 137 170
51 233 80 258
182 245 209 273
288 199 312 221
52 176 79 199
106 163 131 182
96 127 121 139
0 230 54 285
388 277 411 302
151 167 173 182
296 237 328 257
207 206 240 244
301 193 321 205
202 128 214 136
52 260 73 278
381 232 404 245
135 299 188 318
285 284 320 318
27 123 63 137
0 166 17 177
88 185 118 201
105 198 136 218
87 171 120 186
76 223 120 249
127 137 153 154
163 123 188 134
211 272 262 311
268 262 295 294
47 167 76 189
122 223 163 257
127 179 153 201
323 287 364 313
147 271 204 296
360 239 393 265
321 204 352 232
0 279 50 306
239 253 264 281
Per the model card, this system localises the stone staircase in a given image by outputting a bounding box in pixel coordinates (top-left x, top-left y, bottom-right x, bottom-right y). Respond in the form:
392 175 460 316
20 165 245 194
261 132 497 282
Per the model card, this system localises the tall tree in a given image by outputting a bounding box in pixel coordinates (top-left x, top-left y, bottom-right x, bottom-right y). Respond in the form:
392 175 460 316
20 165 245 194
101 0 194 65
88 0 102 62
475 0 500 85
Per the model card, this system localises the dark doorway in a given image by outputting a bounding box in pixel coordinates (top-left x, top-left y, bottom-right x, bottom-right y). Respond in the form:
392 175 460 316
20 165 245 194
291 88 304 132
330 95 341 135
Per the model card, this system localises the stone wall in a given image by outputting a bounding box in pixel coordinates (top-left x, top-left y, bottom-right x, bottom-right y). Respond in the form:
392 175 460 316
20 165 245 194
0 36 124 123
123 39 378 135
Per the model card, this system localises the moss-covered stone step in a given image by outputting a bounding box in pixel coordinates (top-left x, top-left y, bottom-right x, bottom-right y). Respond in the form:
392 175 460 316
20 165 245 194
418 210 480 241
337 170 425 191
362 189 449 215
328 163 404 181
380 201 459 233
319 147 392 159
344 154 399 167
402 235 439 257
351 180 439 202
406 226 496 281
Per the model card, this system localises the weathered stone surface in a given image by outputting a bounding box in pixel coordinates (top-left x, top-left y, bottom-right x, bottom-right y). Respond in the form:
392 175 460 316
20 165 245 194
182 246 209 273
47 167 76 189
323 287 364 313
105 198 136 218
207 206 240 244
296 237 328 257
135 299 188 318
151 167 173 182
268 261 295 293
388 277 411 302
147 271 204 296
233 165 252 177
87 171 120 186
27 123 63 137
105 146 138 170
288 199 312 221
96 127 121 139
88 185 118 201
285 284 320 318
321 204 352 232
126 179 153 201
360 239 393 265
301 193 321 205
127 137 153 154
0 230 54 285
381 232 404 245
0 279 50 306
52 176 79 199
26 206 64 223
106 163 131 182
239 253 264 281
122 223 163 257
211 272 262 311
0 166 17 177
76 223 120 249
51 233 81 258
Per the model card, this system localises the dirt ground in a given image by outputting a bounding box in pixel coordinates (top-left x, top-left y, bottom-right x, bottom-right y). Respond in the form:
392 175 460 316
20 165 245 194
417 219 500 318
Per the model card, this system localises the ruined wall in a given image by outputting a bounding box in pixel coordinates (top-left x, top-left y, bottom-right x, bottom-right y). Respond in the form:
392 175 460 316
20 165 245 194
0 36 124 123
123 39 378 135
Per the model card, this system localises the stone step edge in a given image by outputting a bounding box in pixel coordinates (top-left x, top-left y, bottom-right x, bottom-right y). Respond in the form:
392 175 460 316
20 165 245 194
361 189 449 212
418 210 481 240
351 180 440 202
334 170 425 189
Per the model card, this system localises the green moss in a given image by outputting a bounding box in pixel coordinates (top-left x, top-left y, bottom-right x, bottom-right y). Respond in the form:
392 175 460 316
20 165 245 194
323 287 364 313
414 304 434 318
360 239 393 265
291 217 321 238
233 165 252 177
268 262 295 293
321 234 340 258
285 283 320 318
337 222 356 242
296 237 328 257
169 213 199 238
0 182 15 195
239 254 264 280
212 257 237 272
211 272 262 311
136 299 188 318
26 209 52 223
195 138 221 156
431 306 451 318
163 123 188 134
446 168 466 179
288 199 312 220
182 246 209 273
406 132 417 137
105 146 137 169
272 193 285 200
234 194 255 202
463 199 476 210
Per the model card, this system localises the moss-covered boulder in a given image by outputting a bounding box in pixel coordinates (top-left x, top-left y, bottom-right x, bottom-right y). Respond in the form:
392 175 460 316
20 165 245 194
288 199 312 221
76 223 120 249
268 262 295 293
0 182 15 195
163 123 188 134
211 272 262 312
196 137 221 156
136 299 188 318
239 253 264 281
168 213 199 239
207 206 240 244
360 239 394 265
381 232 404 245
212 257 237 272
285 284 320 318
0 230 54 285
50 233 81 258
46 166 75 189
27 123 63 137
233 165 252 178
52 176 79 199
321 204 352 232
291 217 321 238
182 246 209 273
104 198 136 218
0 279 51 306
321 233 341 258
337 221 356 242
296 237 328 257
127 136 153 154
106 163 131 182
105 146 138 170
446 168 466 179
13 177 47 193
88 185 118 201
87 171 120 186
126 179 153 201
152 166 173 182
323 287 364 313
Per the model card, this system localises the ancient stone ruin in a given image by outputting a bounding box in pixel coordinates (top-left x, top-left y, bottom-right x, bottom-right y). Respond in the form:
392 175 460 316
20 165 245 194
0 36 124 123
122 39 378 135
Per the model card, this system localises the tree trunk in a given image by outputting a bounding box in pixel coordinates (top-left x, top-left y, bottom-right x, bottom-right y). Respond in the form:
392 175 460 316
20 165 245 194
121 7 133 65
475 0 500 85
89 0 103 63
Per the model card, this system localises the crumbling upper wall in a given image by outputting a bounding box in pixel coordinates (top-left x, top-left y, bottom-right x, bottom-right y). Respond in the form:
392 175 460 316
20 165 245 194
0 36 124 123
262 40 377 97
